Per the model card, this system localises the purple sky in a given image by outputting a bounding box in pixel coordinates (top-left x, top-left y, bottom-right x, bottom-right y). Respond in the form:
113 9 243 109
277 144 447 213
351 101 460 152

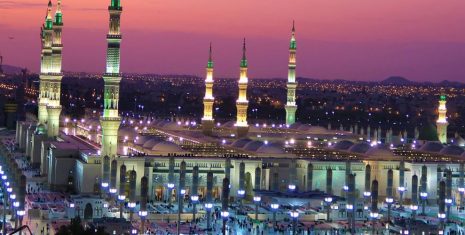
1 0 465 81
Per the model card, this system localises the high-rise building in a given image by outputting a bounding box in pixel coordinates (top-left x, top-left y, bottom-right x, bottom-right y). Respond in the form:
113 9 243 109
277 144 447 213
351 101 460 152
285 22 297 125
100 0 123 186
235 39 249 137
46 0 64 138
436 93 448 144
38 0 54 126
202 44 214 135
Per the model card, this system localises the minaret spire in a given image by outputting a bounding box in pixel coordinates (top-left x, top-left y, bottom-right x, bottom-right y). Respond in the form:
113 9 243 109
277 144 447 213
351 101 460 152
37 0 54 126
436 91 448 144
285 21 298 125
100 0 123 188
46 0 65 138
202 43 215 135
235 38 250 137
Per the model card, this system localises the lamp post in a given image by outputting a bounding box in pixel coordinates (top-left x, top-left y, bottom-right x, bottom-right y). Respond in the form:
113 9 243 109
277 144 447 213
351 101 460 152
369 212 378 234
118 194 126 219
270 203 279 226
459 187 465 212
221 211 229 235
398 186 406 209
445 198 452 222
167 183 174 212
237 189 245 213
16 210 25 233
410 204 418 220
290 210 299 235
190 195 199 223
138 210 148 234
253 196 261 221
420 192 428 215
177 188 185 235
204 203 213 231
127 202 136 221
324 197 333 222
385 197 393 221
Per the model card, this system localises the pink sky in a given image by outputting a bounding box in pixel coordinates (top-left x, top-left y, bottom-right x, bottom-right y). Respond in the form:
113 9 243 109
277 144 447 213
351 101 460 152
1 0 465 81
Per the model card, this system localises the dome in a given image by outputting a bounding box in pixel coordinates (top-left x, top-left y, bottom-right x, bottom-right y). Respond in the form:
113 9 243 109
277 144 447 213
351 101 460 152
366 146 395 158
119 126 136 138
35 124 47 135
420 142 444 153
348 142 371 154
440 146 464 156
231 138 252 148
332 140 354 150
243 141 264 151
297 125 311 131
307 126 329 134
151 141 183 153
134 135 153 145
142 138 162 149
222 121 236 128
257 143 285 154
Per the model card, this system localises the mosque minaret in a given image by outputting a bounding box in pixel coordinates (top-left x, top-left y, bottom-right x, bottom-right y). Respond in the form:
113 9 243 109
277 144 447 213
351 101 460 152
285 21 298 125
436 92 448 144
38 0 54 126
100 0 123 186
235 39 250 137
201 44 215 135
46 0 64 137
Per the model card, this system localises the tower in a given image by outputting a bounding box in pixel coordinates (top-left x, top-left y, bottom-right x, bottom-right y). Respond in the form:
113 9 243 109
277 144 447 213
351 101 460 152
436 93 448 144
235 39 249 137
38 0 54 126
201 44 215 135
285 21 297 125
100 0 123 186
46 0 64 137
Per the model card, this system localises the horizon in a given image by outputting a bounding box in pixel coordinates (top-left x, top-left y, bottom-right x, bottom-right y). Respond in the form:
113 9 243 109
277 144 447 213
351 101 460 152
1 0 465 82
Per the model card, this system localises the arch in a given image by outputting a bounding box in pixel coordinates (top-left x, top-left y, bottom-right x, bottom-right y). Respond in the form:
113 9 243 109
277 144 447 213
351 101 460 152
84 203 93 220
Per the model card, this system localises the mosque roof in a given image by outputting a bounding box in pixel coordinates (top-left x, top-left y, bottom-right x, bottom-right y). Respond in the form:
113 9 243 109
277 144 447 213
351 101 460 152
419 142 444 153
332 140 354 150
439 145 464 156
151 141 183 153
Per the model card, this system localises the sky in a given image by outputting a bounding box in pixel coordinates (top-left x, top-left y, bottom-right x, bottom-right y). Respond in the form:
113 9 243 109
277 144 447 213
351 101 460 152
1 0 465 82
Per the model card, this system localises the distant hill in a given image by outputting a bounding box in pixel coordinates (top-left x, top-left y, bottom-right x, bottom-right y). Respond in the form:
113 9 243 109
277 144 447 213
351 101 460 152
379 76 413 85
1 65 24 74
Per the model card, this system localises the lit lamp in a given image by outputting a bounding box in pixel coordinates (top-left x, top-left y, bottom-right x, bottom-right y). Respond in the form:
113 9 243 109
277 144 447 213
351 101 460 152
369 212 378 219
191 195 199 222
363 191 371 198
221 211 229 218
324 197 333 221
9 194 16 200
138 210 148 217
290 210 299 235
237 189 245 197
13 201 20 208
103 203 109 208
438 213 446 219
205 203 213 231
343 185 349 192
131 229 137 235
1 175 7 180
385 197 394 204
445 198 452 205
16 210 25 217
109 188 117 194
101 182 109 188
128 202 136 209
346 204 354 210
270 203 279 226
288 184 296 191
6 187 12 193
253 196 261 220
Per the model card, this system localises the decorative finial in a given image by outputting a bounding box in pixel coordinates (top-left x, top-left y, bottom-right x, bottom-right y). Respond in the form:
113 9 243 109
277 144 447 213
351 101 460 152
292 20 295 33
241 38 247 68
209 42 212 61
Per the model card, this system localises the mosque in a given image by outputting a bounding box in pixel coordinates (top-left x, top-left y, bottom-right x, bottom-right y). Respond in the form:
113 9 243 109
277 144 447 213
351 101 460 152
15 0 465 220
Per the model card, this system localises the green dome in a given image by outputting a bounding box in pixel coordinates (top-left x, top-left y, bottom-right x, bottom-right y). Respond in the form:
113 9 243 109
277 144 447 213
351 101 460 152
418 123 439 141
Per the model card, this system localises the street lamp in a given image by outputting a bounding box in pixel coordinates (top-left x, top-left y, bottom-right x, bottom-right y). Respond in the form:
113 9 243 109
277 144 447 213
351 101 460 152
290 210 299 235
370 211 379 234
270 203 279 226
288 184 296 191
128 202 136 221
420 192 428 215
118 194 126 219
167 183 174 209
253 196 261 220
324 197 333 222
398 186 406 208
204 203 213 231
221 210 229 235
190 195 199 223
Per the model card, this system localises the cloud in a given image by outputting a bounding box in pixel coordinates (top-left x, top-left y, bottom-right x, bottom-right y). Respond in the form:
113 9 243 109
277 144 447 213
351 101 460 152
0 0 44 9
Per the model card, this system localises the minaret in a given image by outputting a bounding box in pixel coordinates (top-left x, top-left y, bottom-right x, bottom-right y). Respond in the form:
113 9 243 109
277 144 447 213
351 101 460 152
46 0 64 137
38 0 54 126
201 43 215 135
436 93 448 144
285 21 297 125
235 39 249 137
100 0 123 162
